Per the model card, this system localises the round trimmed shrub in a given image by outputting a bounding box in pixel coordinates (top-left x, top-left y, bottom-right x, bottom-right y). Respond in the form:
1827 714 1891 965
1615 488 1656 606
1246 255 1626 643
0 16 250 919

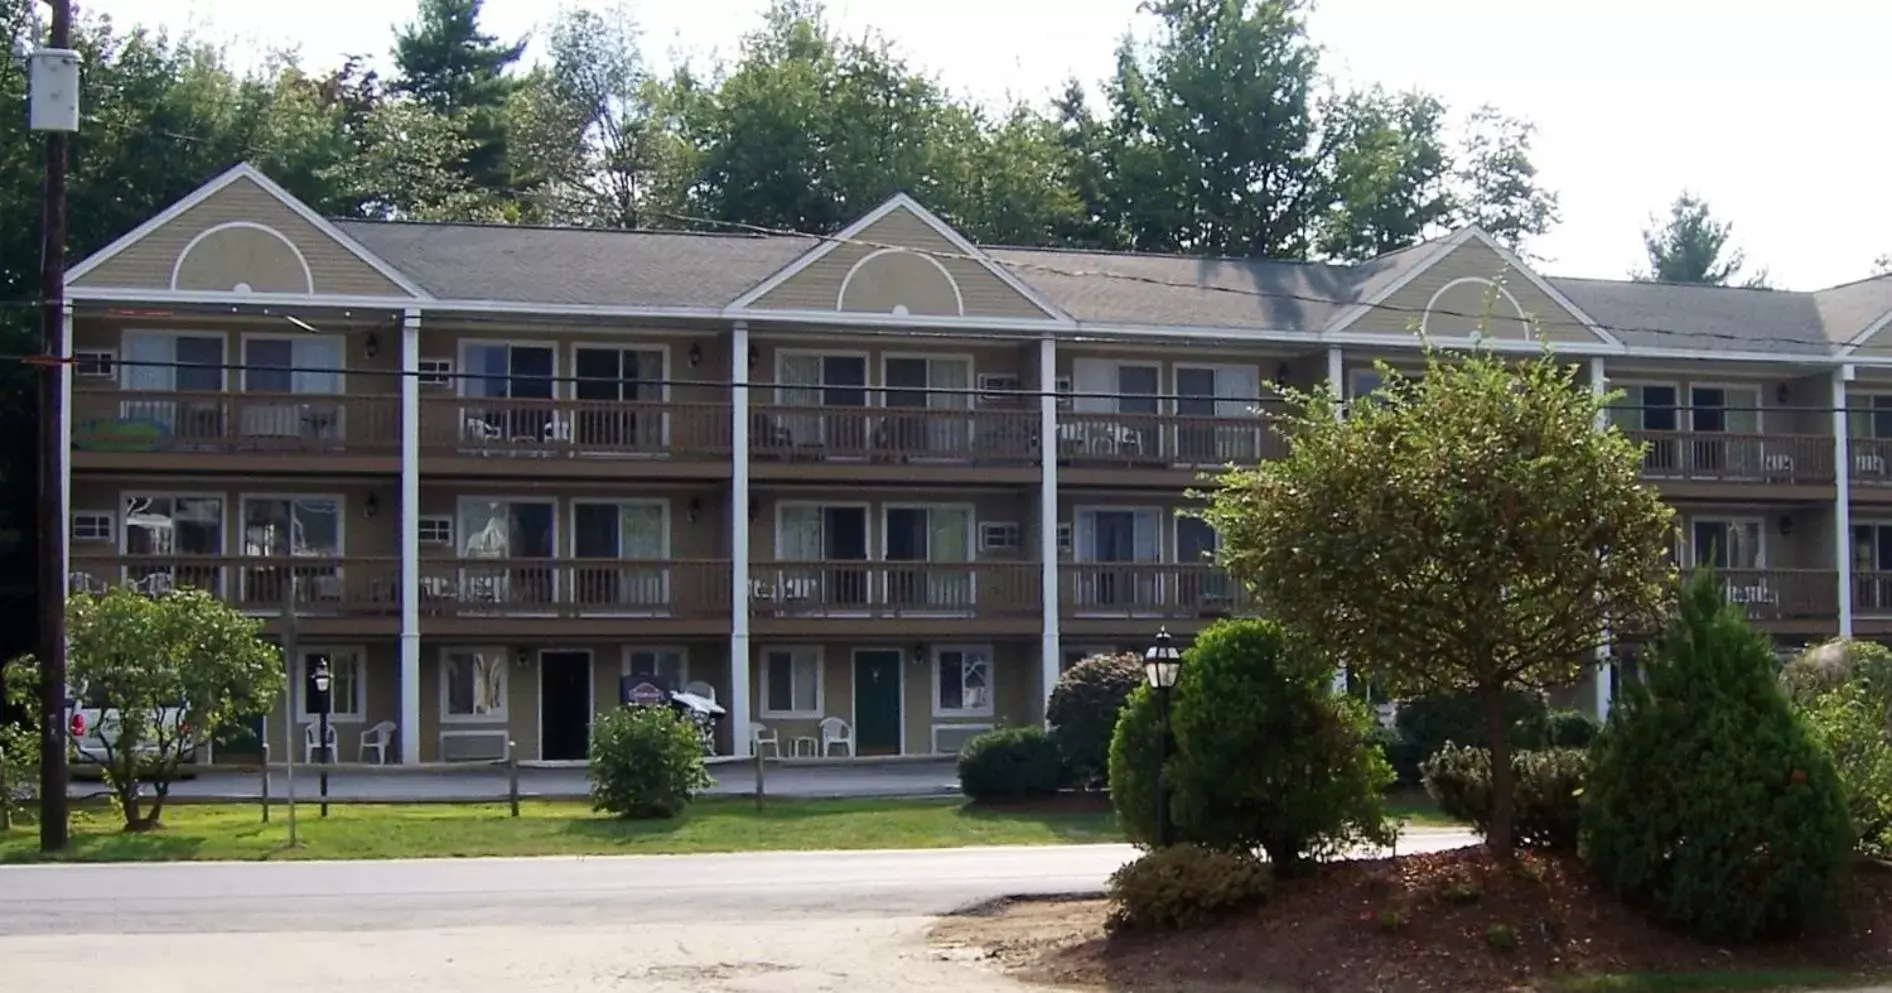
1582 572 1854 942
1109 618 1395 873
1047 652 1144 788
1421 743 1587 851
1541 709 1601 749
957 725 1064 801
1394 688 1547 768
588 705 713 819
1106 843 1271 932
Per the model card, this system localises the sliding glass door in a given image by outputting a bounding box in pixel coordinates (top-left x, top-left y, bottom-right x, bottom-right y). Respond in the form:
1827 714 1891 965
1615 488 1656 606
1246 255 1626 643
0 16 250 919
458 498 556 608
572 501 669 612
461 343 556 444
573 346 665 451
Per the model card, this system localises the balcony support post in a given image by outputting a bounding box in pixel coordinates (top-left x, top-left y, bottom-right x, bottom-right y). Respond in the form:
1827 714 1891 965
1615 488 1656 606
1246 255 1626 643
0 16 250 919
1835 364 1855 638
730 322 752 756
1039 336 1061 720
399 308 422 764
1325 346 1348 695
1591 357 1614 720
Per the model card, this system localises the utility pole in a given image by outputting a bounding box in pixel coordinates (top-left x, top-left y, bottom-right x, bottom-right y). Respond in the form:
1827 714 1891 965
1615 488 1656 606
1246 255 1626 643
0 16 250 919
31 0 78 854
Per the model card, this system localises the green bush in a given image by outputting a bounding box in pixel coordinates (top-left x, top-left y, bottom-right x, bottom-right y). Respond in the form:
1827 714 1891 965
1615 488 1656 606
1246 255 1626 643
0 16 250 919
1047 653 1144 788
588 705 712 819
1108 619 1395 874
1785 640 1892 858
957 726 1064 801
1582 572 1854 942
1 656 39 824
1393 688 1548 768
1421 743 1586 851
1106 843 1271 932
1372 724 1427 785
1541 709 1601 749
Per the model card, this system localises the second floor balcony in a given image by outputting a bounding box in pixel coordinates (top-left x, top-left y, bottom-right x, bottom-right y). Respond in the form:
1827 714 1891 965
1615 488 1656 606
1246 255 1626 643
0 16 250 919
419 396 732 465
1624 430 1835 487
73 390 401 464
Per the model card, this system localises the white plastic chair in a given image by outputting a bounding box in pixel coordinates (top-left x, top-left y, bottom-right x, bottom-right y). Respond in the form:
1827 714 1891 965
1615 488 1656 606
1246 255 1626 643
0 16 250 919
818 717 854 758
303 721 338 764
750 722 781 759
358 720 396 764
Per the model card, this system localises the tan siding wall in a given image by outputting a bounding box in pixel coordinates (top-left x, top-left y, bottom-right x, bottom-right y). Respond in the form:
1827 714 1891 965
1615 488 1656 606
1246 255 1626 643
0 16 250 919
73 314 401 397
751 209 1054 320
902 641 1038 753
1355 242 1599 345
74 177 411 298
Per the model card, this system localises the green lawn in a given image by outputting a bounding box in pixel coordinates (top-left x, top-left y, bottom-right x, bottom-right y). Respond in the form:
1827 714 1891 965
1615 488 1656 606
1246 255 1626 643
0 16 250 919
1556 971 1882 992
1385 786 1460 828
0 796 1121 864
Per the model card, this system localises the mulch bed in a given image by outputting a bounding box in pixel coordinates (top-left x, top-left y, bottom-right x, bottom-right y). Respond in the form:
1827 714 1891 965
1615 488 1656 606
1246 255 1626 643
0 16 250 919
934 849 1892 992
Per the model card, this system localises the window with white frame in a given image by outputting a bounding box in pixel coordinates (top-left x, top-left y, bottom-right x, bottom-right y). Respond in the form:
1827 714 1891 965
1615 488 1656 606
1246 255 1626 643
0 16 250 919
123 495 223 554
296 648 365 721
242 497 342 558
625 649 685 694
418 516 454 546
979 521 1020 551
243 336 343 395
121 331 225 392
441 648 508 721
762 647 820 717
75 350 115 378
1689 518 1763 570
977 373 1021 406
935 647 993 716
417 358 454 388
71 512 113 542
1609 383 1680 432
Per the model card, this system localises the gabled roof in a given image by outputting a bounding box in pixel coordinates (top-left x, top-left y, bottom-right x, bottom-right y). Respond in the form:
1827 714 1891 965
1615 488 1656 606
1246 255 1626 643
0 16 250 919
1548 278 1834 356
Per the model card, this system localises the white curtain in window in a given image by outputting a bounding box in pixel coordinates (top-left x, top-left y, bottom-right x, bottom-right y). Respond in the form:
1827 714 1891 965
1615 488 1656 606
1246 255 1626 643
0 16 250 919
1215 367 1260 417
447 650 505 716
928 359 971 409
1070 359 1114 414
292 337 344 395
929 508 970 562
460 501 510 559
1074 512 1096 562
619 504 665 559
1132 510 1160 562
122 334 174 391
780 506 822 561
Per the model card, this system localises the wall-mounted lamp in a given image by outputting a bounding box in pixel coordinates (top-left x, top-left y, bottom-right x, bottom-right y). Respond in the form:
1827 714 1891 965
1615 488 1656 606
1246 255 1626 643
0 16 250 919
364 493 379 518
688 497 702 524
1274 361 1291 385
1776 383 1790 404
1779 515 1794 537
516 649 530 667
913 644 927 664
364 331 380 359
688 342 702 368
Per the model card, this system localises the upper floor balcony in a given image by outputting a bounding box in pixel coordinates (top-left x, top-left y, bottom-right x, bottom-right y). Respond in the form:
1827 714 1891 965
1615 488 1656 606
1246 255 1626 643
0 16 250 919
73 389 401 472
1622 430 1835 488
418 395 733 478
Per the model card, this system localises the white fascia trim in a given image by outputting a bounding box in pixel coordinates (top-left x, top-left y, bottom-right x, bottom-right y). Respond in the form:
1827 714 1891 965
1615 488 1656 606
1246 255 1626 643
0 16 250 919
69 286 421 310
67 163 433 300
1838 307 1892 358
1320 229 1472 335
724 193 1075 324
1462 227 1623 348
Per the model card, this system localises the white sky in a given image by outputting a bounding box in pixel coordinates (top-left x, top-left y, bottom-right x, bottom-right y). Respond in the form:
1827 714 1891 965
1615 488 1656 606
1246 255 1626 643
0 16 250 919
80 0 1891 290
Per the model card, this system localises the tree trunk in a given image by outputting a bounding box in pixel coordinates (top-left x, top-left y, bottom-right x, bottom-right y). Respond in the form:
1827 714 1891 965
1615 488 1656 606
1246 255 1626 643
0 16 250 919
1480 683 1516 857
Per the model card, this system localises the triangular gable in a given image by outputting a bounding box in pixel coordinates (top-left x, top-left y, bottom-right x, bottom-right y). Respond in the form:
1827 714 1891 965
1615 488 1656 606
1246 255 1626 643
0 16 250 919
728 194 1070 323
68 163 430 300
1325 227 1620 348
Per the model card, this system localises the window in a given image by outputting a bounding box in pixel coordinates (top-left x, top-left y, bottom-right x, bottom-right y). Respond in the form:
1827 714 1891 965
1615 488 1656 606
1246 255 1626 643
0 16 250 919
123 495 223 554
71 512 113 542
1053 376 1073 410
885 356 972 409
979 521 1021 551
296 648 365 721
1689 519 1763 570
778 505 869 561
1689 385 1761 434
417 358 454 388
441 648 507 721
572 501 669 608
75 350 115 378
1853 523 1892 614
762 647 820 717
242 497 342 557
1175 516 1219 565
1850 395 1892 440
458 498 556 558
1349 369 1383 400
574 346 664 401
121 331 224 392
1070 359 1160 415
418 516 454 546
935 647 993 716
977 373 1021 406
1056 522 1073 554
1610 383 1679 432
243 336 343 394
1074 508 1162 563
462 343 555 400
624 649 685 694
884 506 972 562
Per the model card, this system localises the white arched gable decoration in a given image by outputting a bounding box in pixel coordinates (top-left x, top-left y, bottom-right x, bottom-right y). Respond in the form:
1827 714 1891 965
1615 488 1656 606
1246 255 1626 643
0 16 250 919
169 220 316 294
835 246 966 316
1419 276 1531 339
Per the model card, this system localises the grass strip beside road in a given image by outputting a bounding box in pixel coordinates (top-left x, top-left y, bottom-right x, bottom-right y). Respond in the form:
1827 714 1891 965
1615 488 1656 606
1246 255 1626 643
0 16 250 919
0 796 1122 864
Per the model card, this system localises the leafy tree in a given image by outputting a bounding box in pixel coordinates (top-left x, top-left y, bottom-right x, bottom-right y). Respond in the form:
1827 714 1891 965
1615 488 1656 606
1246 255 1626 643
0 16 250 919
1203 347 1675 855
1782 639 1892 857
589 705 713 819
1874 254 1889 276
1311 86 1455 261
1638 191 1768 287
1584 573 1853 941
1453 106 1561 257
66 587 280 831
1 654 39 824
391 0 525 193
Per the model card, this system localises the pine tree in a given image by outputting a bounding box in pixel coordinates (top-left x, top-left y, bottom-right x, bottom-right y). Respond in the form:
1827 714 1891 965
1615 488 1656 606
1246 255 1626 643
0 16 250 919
391 0 526 194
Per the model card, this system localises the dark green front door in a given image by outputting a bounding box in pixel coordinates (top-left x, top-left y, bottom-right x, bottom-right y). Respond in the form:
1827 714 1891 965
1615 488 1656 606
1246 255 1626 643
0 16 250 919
853 650 903 755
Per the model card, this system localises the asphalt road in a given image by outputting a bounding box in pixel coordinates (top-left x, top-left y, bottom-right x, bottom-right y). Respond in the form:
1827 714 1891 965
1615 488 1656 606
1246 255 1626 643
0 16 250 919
0 831 1481 993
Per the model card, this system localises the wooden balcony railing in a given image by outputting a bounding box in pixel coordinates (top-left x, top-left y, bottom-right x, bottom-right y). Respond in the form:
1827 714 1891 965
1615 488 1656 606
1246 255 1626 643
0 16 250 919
1624 431 1834 485
1055 410 1284 468
749 405 1040 466
1681 568 1837 622
73 390 400 456
418 558 731 619
1853 572 1892 617
419 397 731 461
1059 563 1252 618
1848 438 1892 485
68 556 401 615
747 561 1041 618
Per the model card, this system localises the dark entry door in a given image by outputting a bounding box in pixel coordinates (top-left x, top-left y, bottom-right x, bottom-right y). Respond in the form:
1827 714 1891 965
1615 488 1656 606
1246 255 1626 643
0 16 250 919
853 649 903 755
540 651 592 761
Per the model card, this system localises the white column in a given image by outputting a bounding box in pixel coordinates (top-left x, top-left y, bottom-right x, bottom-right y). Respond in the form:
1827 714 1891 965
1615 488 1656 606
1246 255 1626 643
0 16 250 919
399 308 422 764
1039 336 1061 718
1591 357 1614 720
1325 346 1348 694
729 322 753 756
1835 365 1855 638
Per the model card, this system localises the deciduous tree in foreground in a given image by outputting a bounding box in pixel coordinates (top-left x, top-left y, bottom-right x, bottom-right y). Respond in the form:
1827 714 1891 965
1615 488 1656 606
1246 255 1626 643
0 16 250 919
66 587 280 831
1202 343 1675 855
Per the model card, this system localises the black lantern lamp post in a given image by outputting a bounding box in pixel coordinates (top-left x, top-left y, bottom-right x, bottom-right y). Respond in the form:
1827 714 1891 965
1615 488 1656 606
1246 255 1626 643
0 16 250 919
311 657 333 818
1144 627 1182 847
